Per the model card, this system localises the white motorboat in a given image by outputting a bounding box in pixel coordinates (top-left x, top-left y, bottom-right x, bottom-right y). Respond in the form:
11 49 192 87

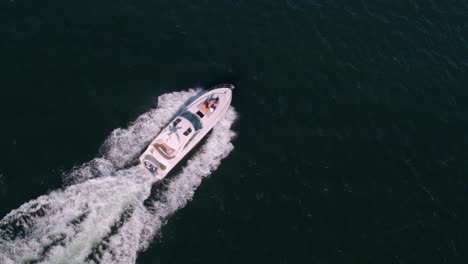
139 84 234 179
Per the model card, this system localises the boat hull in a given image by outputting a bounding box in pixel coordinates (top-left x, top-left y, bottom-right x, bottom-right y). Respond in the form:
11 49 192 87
139 84 233 180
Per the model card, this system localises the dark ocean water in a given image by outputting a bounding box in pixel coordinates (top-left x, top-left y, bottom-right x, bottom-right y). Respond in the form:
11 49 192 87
1 0 468 263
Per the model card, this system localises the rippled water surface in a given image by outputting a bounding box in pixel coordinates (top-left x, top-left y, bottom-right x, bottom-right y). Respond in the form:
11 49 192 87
1 0 468 263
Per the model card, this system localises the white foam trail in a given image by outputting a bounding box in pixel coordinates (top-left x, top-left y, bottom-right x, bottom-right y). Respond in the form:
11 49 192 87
102 108 238 262
0 89 238 264
0 167 153 264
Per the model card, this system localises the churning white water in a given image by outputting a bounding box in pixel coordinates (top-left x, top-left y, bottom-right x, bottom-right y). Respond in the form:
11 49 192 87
0 89 238 264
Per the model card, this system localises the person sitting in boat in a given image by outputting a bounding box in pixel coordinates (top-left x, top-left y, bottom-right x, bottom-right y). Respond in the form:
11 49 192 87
204 98 219 112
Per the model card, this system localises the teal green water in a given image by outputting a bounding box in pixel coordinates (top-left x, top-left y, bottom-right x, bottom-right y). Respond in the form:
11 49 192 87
1 0 468 263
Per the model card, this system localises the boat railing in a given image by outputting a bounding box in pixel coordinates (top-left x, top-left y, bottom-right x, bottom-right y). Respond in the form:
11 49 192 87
212 84 234 90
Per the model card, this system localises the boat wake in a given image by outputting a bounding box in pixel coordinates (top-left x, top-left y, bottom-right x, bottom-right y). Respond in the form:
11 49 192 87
0 89 237 264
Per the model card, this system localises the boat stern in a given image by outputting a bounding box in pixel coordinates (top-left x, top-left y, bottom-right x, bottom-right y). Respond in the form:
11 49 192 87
139 152 168 180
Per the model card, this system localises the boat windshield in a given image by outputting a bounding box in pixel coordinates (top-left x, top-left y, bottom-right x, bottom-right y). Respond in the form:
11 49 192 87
180 112 203 131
